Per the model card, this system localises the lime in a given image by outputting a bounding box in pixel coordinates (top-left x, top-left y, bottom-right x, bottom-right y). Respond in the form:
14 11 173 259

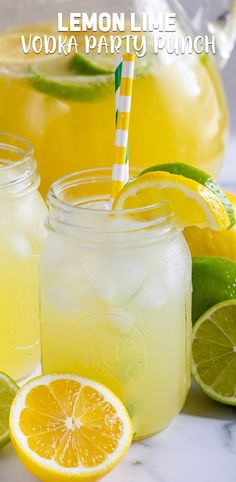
192 256 236 323
29 49 153 102
29 55 114 102
140 163 235 229
0 372 18 449
192 300 236 405
69 52 114 75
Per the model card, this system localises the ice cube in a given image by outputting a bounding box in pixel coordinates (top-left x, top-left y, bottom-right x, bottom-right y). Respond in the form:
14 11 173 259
9 233 32 257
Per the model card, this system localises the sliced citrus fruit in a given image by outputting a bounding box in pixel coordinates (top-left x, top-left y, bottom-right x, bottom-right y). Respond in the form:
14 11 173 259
69 53 114 75
185 192 236 260
69 51 152 79
29 56 114 102
10 374 132 482
192 300 236 405
141 163 235 228
0 32 54 77
113 170 232 230
29 49 152 102
0 372 18 449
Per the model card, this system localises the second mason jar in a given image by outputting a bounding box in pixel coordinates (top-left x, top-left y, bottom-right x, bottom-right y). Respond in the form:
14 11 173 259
0 133 47 381
40 168 192 440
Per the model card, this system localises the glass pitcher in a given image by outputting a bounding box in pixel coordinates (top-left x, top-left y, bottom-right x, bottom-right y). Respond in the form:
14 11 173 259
0 0 235 195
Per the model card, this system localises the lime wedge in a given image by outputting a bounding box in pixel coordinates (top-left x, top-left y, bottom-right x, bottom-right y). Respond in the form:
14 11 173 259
0 372 18 449
140 163 235 229
29 56 114 102
192 300 236 406
192 256 236 323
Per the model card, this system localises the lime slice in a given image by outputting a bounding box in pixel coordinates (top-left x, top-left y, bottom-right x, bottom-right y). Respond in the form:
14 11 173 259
192 256 236 323
69 51 152 78
69 52 114 75
141 163 235 229
0 372 18 449
192 300 236 406
29 55 114 102
29 48 153 102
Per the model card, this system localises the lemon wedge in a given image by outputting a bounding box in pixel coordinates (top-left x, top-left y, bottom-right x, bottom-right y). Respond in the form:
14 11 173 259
113 171 232 230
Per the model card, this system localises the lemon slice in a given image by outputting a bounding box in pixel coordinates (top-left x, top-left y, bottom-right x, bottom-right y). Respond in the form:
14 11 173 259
10 374 132 482
185 193 236 261
141 163 235 228
0 32 54 77
113 171 231 230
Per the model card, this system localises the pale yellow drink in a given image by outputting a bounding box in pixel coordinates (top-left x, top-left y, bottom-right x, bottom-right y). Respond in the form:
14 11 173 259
0 134 47 380
40 169 192 439
0 28 228 196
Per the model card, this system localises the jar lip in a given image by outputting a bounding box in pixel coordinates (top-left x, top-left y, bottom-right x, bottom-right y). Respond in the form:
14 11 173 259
0 132 34 167
48 167 173 215
47 168 175 235
0 132 39 193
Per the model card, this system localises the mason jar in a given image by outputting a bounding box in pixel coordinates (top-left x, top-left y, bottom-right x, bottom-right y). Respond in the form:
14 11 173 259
0 133 47 381
40 167 192 440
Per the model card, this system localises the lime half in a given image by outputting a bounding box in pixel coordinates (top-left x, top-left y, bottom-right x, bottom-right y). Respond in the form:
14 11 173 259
141 163 235 229
0 372 18 449
192 300 236 406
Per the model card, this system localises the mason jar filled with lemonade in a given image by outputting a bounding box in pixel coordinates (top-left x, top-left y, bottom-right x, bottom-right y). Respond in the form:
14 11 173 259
0 133 47 381
40 168 192 439
0 0 229 195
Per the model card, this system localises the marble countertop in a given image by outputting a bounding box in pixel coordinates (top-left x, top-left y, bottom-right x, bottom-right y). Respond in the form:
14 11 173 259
1 382 236 482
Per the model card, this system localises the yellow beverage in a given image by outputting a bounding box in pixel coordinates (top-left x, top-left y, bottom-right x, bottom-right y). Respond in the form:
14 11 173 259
0 28 228 196
0 134 47 381
40 169 192 439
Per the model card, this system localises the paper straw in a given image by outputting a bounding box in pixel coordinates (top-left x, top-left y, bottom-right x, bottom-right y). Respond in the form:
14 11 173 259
111 53 135 202
115 55 122 124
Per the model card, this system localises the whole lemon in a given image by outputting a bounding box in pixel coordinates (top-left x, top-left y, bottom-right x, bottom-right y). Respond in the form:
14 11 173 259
184 193 236 261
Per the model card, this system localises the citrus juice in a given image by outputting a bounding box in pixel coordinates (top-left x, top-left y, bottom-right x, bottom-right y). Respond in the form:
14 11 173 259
0 28 228 196
0 134 47 381
40 169 192 439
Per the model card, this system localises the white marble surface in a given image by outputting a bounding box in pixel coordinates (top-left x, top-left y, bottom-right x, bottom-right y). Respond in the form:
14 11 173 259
1 382 236 482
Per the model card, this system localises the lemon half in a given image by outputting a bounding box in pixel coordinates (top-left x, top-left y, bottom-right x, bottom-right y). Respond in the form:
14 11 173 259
10 374 132 482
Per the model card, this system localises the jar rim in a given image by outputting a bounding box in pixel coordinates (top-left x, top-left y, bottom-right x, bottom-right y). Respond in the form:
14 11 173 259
47 167 175 236
0 132 39 193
